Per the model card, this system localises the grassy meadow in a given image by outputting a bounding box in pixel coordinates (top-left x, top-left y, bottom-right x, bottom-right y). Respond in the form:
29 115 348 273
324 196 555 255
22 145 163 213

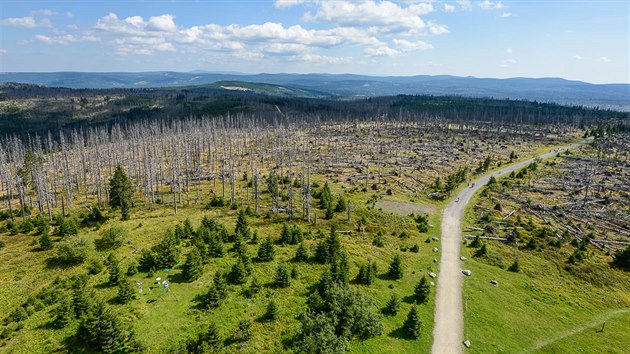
0 176 442 353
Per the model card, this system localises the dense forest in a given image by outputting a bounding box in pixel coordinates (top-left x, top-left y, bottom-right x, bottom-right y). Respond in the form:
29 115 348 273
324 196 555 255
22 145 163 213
1 82 627 136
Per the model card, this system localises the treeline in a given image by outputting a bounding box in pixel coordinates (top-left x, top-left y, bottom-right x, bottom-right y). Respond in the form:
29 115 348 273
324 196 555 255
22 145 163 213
1 83 628 136
390 95 629 126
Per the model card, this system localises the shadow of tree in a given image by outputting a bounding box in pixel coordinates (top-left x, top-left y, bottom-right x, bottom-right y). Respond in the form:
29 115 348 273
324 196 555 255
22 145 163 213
62 333 96 354
388 326 414 340
402 295 417 304
167 272 187 284
44 256 80 270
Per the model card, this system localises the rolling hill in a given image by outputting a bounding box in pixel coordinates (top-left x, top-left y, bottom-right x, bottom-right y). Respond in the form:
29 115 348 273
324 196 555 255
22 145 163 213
1 72 628 109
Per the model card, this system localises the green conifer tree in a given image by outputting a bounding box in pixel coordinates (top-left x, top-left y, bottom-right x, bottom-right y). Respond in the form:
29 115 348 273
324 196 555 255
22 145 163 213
202 286 221 309
232 231 247 256
108 165 134 220
388 254 404 280
414 276 430 304
207 232 224 258
280 224 291 245
235 319 252 342
403 305 422 339
384 293 400 316
182 218 194 239
275 264 291 288
118 280 135 304
335 196 347 212
234 210 251 240
107 253 123 286
40 233 53 250
213 271 228 299
53 295 74 327
78 300 142 353
294 242 309 262
187 322 222 352
229 258 249 284
257 236 276 262
265 300 279 321
319 182 333 210
508 259 521 272
183 248 204 281
126 261 138 276
475 243 488 257
248 277 262 297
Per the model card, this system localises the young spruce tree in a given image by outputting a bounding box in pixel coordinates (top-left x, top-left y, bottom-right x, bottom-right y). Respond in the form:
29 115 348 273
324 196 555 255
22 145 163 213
257 236 276 262
108 165 134 221
403 305 422 339
388 254 404 280
414 276 430 304
183 248 204 281
384 293 400 316
294 242 309 262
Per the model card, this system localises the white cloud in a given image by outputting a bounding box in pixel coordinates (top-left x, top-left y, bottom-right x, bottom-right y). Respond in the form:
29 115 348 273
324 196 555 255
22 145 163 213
32 9 57 16
327 26 383 47
263 43 309 55
393 38 433 51
444 3 455 12
304 1 426 33
274 0 307 9
34 34 99 45
428 21 449 35
457 0 473 10
292 53 352 64
598 56 611 62
77 9 445 62
148 14 177 32
30 9 73 18
478 1 504 10
506 47 513 54
226 22 346 47
93 13 183 54
364 45 400 57
574 55 583 60
125 16 145 27
500 12 512 18
408 3 434 15
113 36 175 55
0 49 7 55
39 18 54 28
95 13 143 35
504 58 517 64
0 17 37 29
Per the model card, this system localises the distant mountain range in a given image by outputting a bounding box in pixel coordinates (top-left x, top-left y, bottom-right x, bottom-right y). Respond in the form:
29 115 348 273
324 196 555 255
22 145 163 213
1 71 629 109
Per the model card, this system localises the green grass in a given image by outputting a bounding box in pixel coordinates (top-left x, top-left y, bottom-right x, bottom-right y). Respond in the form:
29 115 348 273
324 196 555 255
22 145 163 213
534 309 630 354
0 186 442 353
461 242 630 353
460 139 630 353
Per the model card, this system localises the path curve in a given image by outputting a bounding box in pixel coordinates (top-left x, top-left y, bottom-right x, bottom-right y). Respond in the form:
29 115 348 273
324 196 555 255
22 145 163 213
432 138 593 354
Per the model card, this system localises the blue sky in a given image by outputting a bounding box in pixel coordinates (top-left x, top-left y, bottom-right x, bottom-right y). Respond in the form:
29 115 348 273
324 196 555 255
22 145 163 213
0 0 627 83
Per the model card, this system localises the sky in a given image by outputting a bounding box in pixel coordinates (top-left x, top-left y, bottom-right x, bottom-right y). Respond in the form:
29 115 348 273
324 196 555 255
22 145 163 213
0 0 628 84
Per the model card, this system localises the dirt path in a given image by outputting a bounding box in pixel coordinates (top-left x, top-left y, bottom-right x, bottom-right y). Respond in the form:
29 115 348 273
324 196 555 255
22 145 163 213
431 139 592 354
